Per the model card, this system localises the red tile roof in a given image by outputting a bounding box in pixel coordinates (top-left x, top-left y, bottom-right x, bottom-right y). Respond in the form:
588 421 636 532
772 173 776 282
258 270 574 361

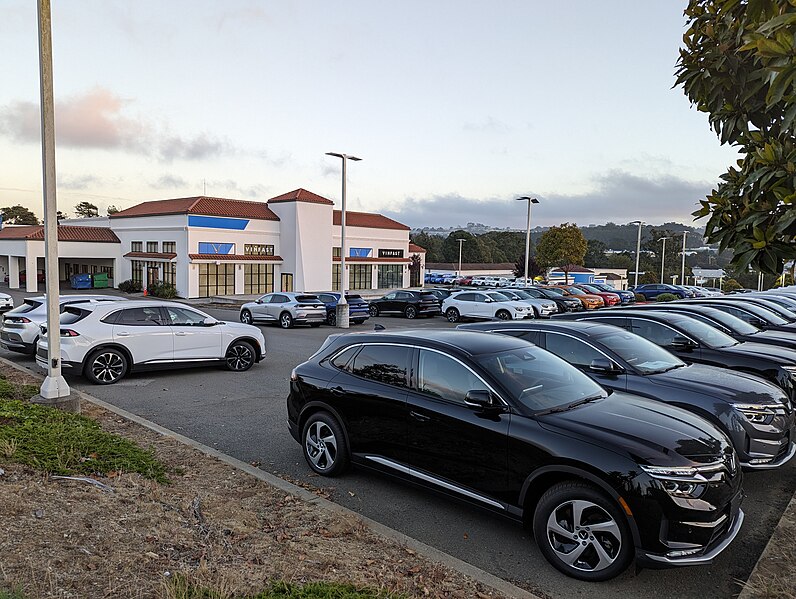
409 243 426 253
110 197 279 220
0 225 120 243
267 188 334 205
188 254 284 261
333 210 410 231
124 252 177 260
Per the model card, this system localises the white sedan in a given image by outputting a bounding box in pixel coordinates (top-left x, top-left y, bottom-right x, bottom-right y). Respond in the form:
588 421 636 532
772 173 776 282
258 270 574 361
442 290 531 322
36 300 266 384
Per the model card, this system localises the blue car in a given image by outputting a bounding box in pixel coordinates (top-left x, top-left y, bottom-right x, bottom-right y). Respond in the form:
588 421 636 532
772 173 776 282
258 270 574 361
589 282 636 304
632 284 688 300
315 292 370 326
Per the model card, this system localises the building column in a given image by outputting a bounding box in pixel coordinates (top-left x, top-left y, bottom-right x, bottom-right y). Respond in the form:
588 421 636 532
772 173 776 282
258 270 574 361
8 256 19 289
111 257 118 288
25 252 38 292
235 263 245 295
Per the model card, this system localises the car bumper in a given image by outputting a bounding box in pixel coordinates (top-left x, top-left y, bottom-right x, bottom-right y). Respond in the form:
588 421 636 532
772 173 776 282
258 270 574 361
294 312 327 324
742 441 796 469
0 331 36 354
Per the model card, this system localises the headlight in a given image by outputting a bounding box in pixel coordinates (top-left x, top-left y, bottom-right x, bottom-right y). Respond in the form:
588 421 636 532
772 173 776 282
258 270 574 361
515 306 525 311
639 462 728 499
732 403 780 425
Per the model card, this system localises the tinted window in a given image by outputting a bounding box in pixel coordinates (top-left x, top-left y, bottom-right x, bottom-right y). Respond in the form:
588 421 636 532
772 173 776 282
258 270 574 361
502 330 541 345
596 330 684 374
11 300 43 314
589 316 629 330
101 310 122 324
383 292 397 300
455 293 475 302
691 308 760 335
417 349 489 404
60 307 90 325
117 307 165 326
396 292 412 299
350 344 410 388
544 333 604 368
166 307 207 326
317 294 334 303
671 315 738 348
271 295 289 303
296 295 320 303
629 319 680 347
331 346 359 371
487 292 510 301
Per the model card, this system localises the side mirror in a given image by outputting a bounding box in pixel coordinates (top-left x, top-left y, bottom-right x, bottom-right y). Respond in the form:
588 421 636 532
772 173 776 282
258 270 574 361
203 316 218 326
255 299 263 304
671 336 696 350
484 298 493 303
589 358 620 374
752 317 767 328
464 390 494 409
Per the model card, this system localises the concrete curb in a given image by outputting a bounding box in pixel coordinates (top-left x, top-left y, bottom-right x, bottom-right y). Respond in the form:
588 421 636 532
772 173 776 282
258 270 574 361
4 357 540 599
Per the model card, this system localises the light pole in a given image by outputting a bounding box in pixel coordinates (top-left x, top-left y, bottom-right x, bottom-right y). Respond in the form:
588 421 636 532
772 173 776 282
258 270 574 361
630 220 643 287
681 231 688 287
658 237 670 284
326 152 361 329
516 197 539 286
456 238 466 278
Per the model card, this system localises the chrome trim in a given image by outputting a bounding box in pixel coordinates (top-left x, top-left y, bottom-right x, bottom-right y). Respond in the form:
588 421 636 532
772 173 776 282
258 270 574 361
363 455 506 510
681 513 728 528
743 442 796 470
644 509 744 565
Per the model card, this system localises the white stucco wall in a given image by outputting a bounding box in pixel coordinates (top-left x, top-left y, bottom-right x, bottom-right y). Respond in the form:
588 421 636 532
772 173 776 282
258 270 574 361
269 202 332 292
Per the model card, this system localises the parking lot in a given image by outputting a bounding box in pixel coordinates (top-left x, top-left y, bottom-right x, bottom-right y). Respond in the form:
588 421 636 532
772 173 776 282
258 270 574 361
2 288 794 598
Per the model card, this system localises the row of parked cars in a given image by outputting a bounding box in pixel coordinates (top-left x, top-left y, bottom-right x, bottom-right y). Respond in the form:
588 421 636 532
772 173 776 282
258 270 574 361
286 286 796 582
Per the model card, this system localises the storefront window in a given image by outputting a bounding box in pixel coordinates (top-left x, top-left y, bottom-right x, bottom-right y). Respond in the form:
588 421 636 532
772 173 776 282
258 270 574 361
163 262 176 286
332 264 341 291
349 264 372 290
244 264 274 294
147 241 158 253
131 260 143 285
378 264 403 289
198 263 234 297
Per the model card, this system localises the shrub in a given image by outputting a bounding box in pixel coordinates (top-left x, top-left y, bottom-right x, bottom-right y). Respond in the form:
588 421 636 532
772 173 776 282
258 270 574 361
146 281 178 299
118 279 143 293
634 293 647 302
723 278 742 292
656 293 678 302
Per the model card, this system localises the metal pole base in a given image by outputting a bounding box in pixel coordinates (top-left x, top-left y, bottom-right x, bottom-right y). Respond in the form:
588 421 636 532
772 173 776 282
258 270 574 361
335 303 350 329
30 376 79 413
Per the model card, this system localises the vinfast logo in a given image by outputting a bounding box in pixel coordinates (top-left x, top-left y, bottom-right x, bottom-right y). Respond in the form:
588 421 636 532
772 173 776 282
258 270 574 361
198 242 235 255
349 248 372 258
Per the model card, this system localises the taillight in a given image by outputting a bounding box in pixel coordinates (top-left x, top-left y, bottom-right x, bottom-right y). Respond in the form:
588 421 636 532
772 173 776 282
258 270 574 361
60 329 80 337
7 317 31 323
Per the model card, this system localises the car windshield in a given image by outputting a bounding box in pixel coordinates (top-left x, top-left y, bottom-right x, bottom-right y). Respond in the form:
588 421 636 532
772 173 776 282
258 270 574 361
596 331 685 374
512 290 533 300
487 292 511 302
9 300 43 314
694 307 761 335
579 285 602 293
671 315 739 348
730 302 790 325
476 346 607 413
543 287 566 296
564 287 585 295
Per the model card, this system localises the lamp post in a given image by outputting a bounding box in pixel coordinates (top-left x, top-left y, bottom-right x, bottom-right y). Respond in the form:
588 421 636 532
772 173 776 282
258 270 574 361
630 220 643 287
681 231 688 287
516 197 539 286
326 152 361 329
456 238 466 278
658 237 670 284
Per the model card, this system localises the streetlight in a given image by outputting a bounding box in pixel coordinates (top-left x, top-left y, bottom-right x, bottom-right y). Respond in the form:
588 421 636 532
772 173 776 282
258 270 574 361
630 220 643 287
456 238 466 278
681 231 688 287
516 197 539 286
326 152 362 329
658 237 670 284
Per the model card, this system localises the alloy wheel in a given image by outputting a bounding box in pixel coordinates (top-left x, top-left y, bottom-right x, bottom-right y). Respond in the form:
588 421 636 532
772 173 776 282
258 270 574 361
226 343 254 371
240 310 252 324
546 500 622 573
91 352 125 383
305 421 338 471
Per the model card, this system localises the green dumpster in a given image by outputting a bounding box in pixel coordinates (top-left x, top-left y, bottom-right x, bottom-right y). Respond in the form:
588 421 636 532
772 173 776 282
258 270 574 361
92 272 108 288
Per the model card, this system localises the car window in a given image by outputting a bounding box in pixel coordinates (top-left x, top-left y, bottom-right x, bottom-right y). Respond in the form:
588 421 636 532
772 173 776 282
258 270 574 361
116 307 165 326
331 346 359 371
455 293 474 302
271 295 288 303
502 330 541 345
473 293 488 302
487 292 510 302
349 344 410 388
629 319 680 346
166 307 207 326
417 349 489 404
259 294 272 303
544 333 605 368
383 292 397 300
597 330 685 374
396 292 412 300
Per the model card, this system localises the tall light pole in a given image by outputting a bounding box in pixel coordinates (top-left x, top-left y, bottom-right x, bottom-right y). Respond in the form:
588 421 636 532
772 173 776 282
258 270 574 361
681 231 688 286
658 237 670 284
630 220 643 287
326 152 361 329
516 197 539 286
456 238 466 278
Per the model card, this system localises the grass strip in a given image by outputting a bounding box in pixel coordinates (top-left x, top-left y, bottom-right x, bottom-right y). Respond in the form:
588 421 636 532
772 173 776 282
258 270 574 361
164 577 405 599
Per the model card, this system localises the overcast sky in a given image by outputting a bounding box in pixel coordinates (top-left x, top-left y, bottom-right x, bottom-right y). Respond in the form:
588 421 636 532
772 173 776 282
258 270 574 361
0 1 738 229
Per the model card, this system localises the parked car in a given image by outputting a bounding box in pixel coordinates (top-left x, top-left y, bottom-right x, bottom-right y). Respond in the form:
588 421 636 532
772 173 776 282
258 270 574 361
315 292 370 326
287 329 744 581
442 290 530 322
543 286 605 310
1 294 126 355
671 285 697 298
239 292 326 329
460 320 794 469
36 300 265 384
750 293 796 315
572 284 622 307
555 309 796 401
0 293 13 313
368 290 441 319
587 283 635 305
679 298 796 333
631 284 688 300
4 270 46 285
520 286 584 312
423 287 453 303
497 289 558 318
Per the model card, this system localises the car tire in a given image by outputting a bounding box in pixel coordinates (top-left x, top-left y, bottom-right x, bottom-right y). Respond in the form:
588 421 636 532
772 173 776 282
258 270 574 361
28 335 39 356
240 310 253 325
327 311 337 326
301 411 349 476
353 319 366 325
369 304 379 317
405 305 418 319
496 310 511 320
84 348 129 385
446 308 460 323
279 312 294 329
533 481 633 582
225 340 255 372
532 308 540 319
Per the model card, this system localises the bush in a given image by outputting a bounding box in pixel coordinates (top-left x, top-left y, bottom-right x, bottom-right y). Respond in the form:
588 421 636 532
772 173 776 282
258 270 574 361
634 293 647 302
146 281 178 299
118 279 143 293
656 293 678 302
723 278 743 292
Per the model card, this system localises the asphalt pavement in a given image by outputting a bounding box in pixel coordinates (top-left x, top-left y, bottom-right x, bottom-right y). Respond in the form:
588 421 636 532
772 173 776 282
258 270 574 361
3 289 795 599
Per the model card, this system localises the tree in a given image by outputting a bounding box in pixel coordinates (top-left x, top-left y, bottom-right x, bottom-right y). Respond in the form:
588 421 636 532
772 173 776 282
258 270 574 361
0 205 39 225
56 210 68 221
74 201 99 218
723 278 743 292
676 0 796 274
514 255 545 280
584 239 608 266
535 223 588 282
107 205 119 215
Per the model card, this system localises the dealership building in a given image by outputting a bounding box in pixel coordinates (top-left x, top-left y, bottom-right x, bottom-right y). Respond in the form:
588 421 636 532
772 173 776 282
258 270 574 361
0 188 426 298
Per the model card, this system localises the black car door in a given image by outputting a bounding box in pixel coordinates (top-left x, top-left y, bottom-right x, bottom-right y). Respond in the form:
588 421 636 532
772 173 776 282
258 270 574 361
405 348 510 506
326 343 412 464
627 317 703 362
541 332 628 391
380 292 399 313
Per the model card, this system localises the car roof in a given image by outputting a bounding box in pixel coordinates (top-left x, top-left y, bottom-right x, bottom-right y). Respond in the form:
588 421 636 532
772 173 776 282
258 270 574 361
461 320 620 337
574 309 690 323
332 329 529 356
24 294 126 302
67 299 190 313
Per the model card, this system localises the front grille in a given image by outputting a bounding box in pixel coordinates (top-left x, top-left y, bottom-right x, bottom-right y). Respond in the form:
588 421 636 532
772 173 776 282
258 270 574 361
775 432 791 461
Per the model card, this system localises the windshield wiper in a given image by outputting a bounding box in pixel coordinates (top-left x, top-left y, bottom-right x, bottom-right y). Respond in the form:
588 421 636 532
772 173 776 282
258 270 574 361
656 364 686 374
538 394 604 415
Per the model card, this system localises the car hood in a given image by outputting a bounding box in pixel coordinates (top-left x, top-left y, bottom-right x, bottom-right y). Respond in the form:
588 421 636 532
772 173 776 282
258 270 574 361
752 330 796 345
218 321 264 336
536 391 727 466
720 341 796 364
647 363 789 406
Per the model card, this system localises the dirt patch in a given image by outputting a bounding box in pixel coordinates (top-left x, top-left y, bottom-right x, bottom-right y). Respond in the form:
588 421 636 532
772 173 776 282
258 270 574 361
0 365 510 599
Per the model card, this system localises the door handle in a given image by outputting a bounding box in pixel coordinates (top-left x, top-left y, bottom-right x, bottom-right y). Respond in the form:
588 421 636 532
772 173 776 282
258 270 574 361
175 331 187 336
116 331 129 337
410 411 431 423
330 386 345 396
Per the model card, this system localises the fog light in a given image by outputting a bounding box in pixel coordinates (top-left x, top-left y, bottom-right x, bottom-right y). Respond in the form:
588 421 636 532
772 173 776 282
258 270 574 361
748 457 774 464
666 547 702 558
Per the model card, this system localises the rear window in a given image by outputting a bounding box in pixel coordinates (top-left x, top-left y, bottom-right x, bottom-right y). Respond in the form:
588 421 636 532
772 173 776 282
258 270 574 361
11 300 43 314
296 295 321 303
60 307 90 325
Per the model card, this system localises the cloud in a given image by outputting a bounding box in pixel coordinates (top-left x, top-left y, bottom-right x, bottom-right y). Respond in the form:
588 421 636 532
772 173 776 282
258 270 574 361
150 175 188 189
382 170 714 229
159 134 228 161
59 174 101 190
463 116 511 133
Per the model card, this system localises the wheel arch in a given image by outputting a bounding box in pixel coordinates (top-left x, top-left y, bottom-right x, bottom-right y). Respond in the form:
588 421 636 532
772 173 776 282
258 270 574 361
297 402 352 457
84 343 135 371
224 336 263 361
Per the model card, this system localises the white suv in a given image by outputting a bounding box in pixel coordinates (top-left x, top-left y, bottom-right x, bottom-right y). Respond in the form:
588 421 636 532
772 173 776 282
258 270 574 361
442 290 531 322
36 300 266 384
2 294 126 355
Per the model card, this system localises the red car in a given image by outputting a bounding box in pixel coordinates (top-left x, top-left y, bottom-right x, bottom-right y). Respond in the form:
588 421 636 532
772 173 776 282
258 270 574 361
573 283 621 306
3 270 45 284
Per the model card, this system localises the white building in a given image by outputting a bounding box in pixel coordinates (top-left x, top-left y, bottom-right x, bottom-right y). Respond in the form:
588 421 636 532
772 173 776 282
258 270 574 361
0 189 426 298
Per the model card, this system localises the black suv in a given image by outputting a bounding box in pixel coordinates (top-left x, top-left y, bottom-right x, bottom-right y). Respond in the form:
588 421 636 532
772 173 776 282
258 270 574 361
460 320 795 469
288 330 743 581
368 290 441 319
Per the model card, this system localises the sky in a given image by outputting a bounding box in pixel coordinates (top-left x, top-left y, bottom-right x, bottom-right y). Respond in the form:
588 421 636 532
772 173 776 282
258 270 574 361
0 1 739 230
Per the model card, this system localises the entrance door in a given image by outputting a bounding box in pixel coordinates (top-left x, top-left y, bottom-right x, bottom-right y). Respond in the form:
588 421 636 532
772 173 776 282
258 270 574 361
147 266 159 288
281 273 293 292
